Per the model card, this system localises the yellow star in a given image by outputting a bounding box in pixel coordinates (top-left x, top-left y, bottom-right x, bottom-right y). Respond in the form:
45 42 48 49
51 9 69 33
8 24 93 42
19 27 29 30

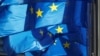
49 3 58 12
56 26 63 33
48 32 52 37
36 8 43 17
63 42 70 48
39 29 43 36
30 6 33 14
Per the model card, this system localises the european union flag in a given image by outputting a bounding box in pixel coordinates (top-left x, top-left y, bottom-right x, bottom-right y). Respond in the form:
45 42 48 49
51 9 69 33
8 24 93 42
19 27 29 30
0 0 91 56
34 2 66 28
0 4 28 37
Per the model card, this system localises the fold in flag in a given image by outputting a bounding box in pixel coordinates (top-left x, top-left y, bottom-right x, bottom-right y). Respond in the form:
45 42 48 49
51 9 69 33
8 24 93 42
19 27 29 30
1 0 24 6
66 26 87 45
63 0 88 28
3 31 45 55
34 2 66 28
43 38 67 56
0 4 27 37
73 1 89 28
60 37 87 56
47 24 68 35
25 52 33 56
31 27 54 48
25 38 67 56
3 27 55 56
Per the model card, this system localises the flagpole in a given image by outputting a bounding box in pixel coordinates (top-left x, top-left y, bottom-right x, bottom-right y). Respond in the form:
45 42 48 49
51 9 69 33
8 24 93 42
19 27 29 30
91 0 98 56
98 0 100 56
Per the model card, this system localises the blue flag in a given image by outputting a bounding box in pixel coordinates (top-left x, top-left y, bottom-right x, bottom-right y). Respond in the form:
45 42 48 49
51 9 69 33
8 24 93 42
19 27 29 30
0 4 28 37
0 0 91 56
34 2 66 28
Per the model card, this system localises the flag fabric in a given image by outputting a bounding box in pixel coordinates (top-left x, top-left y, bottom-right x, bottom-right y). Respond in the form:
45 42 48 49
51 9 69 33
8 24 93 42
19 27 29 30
34 2 66 28
47 24 68 35
43 38 67 56
0 0 92 6
0 4 27 37
64 26 87 46
3 30 44 56
3 27 55 56
2 36 16 56
25 52 33 56
0 0 91 56
62 0 88 46
60 37 87 56
25 38 67 56
0 0 68 6
1 0 24 6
